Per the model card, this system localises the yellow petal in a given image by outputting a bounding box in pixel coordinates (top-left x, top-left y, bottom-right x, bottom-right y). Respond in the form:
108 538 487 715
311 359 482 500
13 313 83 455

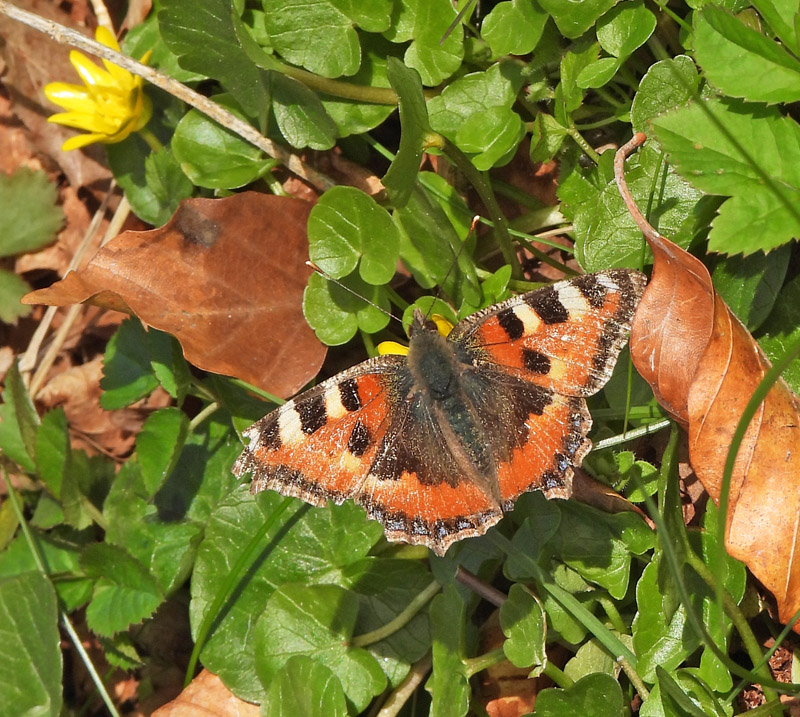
69 50 115 88
132 93 153 131
43 82 96 112
61 132 108 151
431 314 454 337
377 341 409 356
48 111 118 134
94 26 121 52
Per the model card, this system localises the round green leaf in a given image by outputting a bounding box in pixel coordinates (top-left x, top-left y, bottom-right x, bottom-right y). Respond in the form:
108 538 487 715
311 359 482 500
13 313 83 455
596 0 656 58
481 0 548 56
455 106 525 170
534 673 624 716
576 56 621 89
171 96 274 189
260 656 349 717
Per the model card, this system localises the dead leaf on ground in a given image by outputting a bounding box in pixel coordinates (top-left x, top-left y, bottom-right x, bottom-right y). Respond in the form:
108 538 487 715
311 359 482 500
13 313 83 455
616 133 800 633
23 192 327 397
152 670 259 717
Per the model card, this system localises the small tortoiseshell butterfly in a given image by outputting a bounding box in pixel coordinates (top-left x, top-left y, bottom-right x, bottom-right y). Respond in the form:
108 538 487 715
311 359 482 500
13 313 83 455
233 269 646 555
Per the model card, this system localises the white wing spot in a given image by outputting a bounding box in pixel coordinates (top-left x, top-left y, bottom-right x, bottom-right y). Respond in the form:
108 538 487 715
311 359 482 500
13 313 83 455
556 283 590 317
512 304 542 334
324 385 347 419
278 405 304 446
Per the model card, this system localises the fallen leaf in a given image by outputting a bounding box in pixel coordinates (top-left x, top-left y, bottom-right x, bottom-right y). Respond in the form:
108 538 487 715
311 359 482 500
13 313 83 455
152 670 259 717
24 193 326 397
616 133 800 632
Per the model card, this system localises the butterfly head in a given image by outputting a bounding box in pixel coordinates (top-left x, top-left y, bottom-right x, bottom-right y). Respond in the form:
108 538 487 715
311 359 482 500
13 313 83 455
409 308 439 337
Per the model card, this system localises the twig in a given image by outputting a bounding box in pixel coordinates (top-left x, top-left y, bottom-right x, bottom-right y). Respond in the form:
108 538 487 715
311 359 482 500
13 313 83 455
376 654 432 717
455 566 507 607
0 1 336 192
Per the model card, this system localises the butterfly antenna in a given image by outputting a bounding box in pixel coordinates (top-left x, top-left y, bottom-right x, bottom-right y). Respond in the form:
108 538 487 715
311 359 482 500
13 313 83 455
306 262 403 325
441 0 478 45
423 215 481 321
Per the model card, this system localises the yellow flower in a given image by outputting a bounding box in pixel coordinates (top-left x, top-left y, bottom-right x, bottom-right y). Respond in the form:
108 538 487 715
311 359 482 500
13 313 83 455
44 27 153 151
378 314 454 356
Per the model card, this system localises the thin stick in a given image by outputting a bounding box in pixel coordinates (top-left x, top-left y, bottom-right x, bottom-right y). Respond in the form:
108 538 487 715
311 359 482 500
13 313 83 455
455 566 507 607
0 1 336 192
613 133 663 244
376 654 432 717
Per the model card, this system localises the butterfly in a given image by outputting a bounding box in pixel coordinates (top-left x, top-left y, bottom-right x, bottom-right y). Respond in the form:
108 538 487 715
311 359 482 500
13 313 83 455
233 269 646 555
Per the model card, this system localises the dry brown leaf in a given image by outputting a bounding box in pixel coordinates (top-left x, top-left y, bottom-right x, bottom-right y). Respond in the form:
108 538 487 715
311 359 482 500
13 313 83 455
152 670 259 717
24 193 326 397
616 133 800 632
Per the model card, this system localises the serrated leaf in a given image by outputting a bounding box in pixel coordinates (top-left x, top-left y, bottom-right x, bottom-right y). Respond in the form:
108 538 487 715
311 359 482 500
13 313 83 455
308 186 400 283
631 55 699 131
0 168 63 257
596 0 656 58
35 409 70 499
136 407 190 497
758 273 800 394
538 0 616 38
694 5 800 103
711 245 790 331
530 113 568 163
190 487 382 702
534 673 624 716
0 361 39 468
383 57 430 208
384 0 464 86
481 0 548 56
649 97 800 254
270 73 337 150
0 572 62 717
500 584 546 671
159 0 269 117
426 584 469 717
0 269 32 324
171 95 275 190
100 318 159 410
260 656 349 717
81 543 164 637
254 584 386 712
98 633 144 671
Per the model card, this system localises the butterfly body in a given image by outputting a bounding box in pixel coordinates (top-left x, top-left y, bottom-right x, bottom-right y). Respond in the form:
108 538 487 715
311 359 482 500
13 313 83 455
234 269 646 555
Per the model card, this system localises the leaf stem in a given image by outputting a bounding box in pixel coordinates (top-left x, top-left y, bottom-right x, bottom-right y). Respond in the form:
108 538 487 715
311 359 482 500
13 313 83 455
137 126 163 153
566 125 601 165
463 647 506 678
188 401 220 432
440 139 523 279
543 660 573 688
351 580 441 648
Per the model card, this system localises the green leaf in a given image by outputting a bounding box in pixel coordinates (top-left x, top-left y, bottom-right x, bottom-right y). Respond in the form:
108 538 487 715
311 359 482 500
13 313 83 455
98 633 144 671
655 667 727 717
538 0 616 38
455 106 525 170
0 168 63 257
426 584 469 717
171 95 275 190
556 41 600 120
80 542 164 637
758 273 800 394
343 558 432 685
100 319 159 410
142 149 194 226
0 269 31 324
500 584 546 671
650 97 800 254
35 409 70 499
751 0 800 55
596 0 656 58
254 584 386 712
564 637 624 682
0 360 39 470
530 113 568 163
481 0 548 56
146 328 192 403
711 245 790 331
631 55 700 131
263 0 376 78
302 271 391 345
428 61 524 141
307 186 400 283
260 656 349 717
0 572 62 717
190 487 382 702
270 73 337 150
159 0 269 117
563 142 704 271
384 0 464 86
136 408 190 497
383 57 430 207
0 528 92 610
576 57 622 89
534 673 624 716
694 5 800 103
